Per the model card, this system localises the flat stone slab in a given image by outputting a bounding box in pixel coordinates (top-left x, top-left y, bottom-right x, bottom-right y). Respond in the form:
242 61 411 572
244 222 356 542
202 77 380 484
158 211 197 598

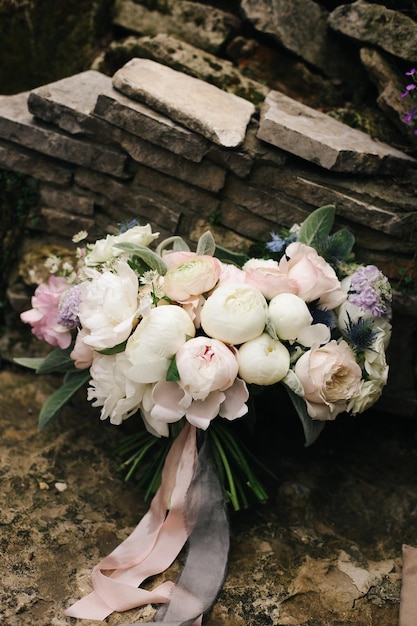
28 70 210 163
112 58 256 148
257 90 416 173
0 91 129 178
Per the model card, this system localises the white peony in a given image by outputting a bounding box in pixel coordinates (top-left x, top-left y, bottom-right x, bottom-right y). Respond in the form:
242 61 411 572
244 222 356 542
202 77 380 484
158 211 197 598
125 305 196 384
237 333 290 385
78 260 140 350
200 282 268 345
268 293 313 341
87 352 145 425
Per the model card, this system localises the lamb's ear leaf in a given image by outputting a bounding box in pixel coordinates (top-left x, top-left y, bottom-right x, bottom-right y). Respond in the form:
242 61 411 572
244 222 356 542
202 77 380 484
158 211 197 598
196 231 216 256
298 205 336 247
282 384 326 447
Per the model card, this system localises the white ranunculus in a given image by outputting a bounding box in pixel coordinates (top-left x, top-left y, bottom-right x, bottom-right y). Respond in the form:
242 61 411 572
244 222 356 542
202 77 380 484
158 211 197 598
347 379 384 415
86 224 159 265
237 333 290 385
200 282 268 345
268 293 313 341
125 305 196 384
87 352 145 425
79 260 139 350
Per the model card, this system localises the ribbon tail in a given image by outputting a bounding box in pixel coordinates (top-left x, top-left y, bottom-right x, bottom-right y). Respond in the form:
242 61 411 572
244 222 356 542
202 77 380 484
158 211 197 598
65 423 197 620
121 432 230 626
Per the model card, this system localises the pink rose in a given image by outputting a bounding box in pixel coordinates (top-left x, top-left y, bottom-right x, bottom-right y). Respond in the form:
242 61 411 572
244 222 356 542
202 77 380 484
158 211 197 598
217 261 247 286
243 258 298 300
20 275 72 349
162 255 221 302
294 339 362 420
279 242 346 309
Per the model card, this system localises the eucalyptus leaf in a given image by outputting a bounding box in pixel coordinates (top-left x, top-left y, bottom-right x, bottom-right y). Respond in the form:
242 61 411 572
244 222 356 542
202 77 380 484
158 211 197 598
14 357 45 371
196 231 216 256
298 205 336 247
114 242 168 275
283 385 326 447
38 369 90 431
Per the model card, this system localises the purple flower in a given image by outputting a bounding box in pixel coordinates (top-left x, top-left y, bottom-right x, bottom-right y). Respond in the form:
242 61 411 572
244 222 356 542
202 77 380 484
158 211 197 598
58 285 81 329
266 231 297 254
404 108 417 125
348 265 392 318
401 83 416 98
406 68 417 76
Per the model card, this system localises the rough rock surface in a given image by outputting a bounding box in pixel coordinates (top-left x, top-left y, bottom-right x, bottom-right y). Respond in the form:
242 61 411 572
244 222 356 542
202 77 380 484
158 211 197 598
112 58 255 148
1 364 415 625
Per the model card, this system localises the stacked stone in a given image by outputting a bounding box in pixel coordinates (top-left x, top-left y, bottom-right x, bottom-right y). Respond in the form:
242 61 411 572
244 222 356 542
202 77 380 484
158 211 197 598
0 58 416 283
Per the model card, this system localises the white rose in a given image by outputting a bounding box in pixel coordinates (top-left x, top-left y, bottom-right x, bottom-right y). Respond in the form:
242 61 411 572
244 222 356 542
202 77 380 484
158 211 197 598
268 293 313 341
79 260 139 350
347 379 384 415
237 333 290 385
200 282 268 345
125 305 195 384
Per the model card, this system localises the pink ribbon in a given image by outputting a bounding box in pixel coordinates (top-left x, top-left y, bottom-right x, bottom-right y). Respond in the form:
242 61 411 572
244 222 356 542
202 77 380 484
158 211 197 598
65 423 198 620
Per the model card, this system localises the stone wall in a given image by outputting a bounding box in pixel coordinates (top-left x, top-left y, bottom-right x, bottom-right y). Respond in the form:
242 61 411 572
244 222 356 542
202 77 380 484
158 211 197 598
1 0 417 416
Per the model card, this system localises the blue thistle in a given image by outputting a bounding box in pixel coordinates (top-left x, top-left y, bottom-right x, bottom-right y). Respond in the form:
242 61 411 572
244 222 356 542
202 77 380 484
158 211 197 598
342 314 377 352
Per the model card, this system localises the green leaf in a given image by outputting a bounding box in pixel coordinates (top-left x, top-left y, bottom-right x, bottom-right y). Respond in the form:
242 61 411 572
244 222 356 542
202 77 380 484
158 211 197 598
155 236 190 257
36 347 76 373
214 244 249 267
298 205 336 247
196 231 216 256
98 341 127 355
166 356 180 382
283 385 325 447
14 357 45 371
38 369 90 431
322 229 355 263
113 242 168 275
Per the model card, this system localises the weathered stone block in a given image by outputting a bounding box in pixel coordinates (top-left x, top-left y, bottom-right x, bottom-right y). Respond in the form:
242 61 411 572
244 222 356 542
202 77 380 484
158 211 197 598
39 184 95 216
33 207 94 238
74 167 181 234
257 90 417 173
0 139 73 186
112 58 256 148
0 92 130 178
94 92 210 163
112 0 238 55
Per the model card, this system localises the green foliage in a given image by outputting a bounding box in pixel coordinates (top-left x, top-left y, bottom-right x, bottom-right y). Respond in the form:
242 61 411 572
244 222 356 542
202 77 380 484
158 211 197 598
299 205 355 268
38 369 90 431
196 230 216 256
114 242 168 275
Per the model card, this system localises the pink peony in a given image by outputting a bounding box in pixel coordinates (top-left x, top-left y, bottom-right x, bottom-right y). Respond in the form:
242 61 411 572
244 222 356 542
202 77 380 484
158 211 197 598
279 242 346 309
149 337 249 430
20 275 72 349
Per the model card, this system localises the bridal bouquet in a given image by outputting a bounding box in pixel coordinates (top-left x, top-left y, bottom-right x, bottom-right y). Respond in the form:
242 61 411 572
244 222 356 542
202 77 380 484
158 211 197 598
17 205 392 625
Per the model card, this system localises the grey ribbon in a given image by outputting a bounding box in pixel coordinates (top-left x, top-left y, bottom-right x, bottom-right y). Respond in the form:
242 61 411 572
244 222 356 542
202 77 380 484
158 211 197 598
121 433 230 626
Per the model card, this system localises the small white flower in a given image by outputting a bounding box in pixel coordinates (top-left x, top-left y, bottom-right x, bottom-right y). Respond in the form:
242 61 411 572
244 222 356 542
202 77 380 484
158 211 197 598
72 230 88 243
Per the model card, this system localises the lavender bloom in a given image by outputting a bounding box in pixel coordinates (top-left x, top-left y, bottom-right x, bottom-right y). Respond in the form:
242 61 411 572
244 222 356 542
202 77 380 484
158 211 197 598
406 68 417 76
348 265 392 318
58 285 81 329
